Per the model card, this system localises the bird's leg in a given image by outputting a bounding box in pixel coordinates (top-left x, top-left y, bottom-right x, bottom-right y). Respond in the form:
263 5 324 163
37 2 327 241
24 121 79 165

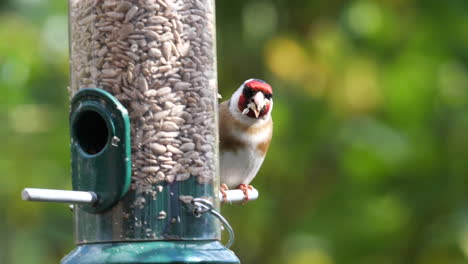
220 184 229 203
237 184 254 202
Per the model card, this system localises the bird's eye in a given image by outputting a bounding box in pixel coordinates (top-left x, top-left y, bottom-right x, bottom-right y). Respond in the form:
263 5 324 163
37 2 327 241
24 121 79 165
265 93 272 99
243 86 253 98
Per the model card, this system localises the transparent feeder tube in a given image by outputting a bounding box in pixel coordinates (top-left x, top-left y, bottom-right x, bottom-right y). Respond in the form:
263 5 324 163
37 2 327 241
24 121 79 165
69 0 219 243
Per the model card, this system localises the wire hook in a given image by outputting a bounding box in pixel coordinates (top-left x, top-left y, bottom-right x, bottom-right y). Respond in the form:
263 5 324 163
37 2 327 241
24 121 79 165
191 198 235 248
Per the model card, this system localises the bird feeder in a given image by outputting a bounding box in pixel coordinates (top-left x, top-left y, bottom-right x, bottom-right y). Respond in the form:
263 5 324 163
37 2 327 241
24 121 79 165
20 0 258 263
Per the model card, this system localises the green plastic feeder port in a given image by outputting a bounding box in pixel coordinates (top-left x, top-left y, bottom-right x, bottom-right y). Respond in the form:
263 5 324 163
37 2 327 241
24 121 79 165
70 88 131 213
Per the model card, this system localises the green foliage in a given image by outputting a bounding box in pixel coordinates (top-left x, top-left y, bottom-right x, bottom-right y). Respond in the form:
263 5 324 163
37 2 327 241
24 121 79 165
2 0 468 263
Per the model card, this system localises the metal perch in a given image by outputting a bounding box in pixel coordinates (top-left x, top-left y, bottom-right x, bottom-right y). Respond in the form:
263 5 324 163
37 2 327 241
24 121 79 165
22 187 258 204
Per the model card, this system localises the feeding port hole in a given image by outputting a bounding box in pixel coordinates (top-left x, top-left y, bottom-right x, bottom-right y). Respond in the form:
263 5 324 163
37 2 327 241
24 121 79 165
74 110 109 155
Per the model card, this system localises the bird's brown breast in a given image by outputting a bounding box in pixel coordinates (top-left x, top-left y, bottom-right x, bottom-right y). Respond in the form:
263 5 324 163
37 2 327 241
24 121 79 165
219 101 272 156
256 140 271 156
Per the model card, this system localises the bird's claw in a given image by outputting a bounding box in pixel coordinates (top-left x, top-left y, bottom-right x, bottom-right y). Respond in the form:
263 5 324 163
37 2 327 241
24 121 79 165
237 184 254 202
220 184 229 203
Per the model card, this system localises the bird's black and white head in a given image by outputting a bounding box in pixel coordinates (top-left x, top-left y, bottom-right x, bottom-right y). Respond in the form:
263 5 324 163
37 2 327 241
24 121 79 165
229 79 273 121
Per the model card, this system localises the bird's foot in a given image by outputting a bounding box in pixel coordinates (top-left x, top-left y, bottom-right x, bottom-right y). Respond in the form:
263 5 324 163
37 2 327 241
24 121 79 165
237 184 254 202
220 184 229 203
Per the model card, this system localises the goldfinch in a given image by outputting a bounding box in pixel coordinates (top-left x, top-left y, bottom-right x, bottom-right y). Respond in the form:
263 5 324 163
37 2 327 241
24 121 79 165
219 79 273 202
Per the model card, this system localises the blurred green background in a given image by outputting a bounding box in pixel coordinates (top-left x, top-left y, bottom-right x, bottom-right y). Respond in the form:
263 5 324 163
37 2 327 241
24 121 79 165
2 0 468 263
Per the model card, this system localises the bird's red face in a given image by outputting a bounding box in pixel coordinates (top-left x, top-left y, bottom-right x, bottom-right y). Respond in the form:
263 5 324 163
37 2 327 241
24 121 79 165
237 79 273 119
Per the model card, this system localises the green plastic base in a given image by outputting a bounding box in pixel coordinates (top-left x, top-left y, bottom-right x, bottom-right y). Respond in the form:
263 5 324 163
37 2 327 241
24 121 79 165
61 241 240 264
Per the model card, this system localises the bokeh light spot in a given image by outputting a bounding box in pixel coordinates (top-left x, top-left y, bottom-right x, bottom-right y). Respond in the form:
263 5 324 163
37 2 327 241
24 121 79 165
438 61 468 107
282 235 333 264
265 37 309 82
41 15 68 58
365 194 408 235
243 2 277 40
9 104 50 133
346 1 382 38
1 58 30 88
288 249 333 264
332 58 381 114
310 21 349 63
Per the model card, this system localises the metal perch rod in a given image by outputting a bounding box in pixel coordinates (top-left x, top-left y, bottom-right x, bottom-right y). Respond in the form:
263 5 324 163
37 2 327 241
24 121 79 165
22 188 98 204
22 187 259 204
219 188 259 203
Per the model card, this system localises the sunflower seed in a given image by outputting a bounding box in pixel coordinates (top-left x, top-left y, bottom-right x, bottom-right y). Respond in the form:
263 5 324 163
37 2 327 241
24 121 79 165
167 145 183 154
162 121 179 132
176 173 190 181
149 143 166 154
180 142 195 152
124 6 139 23
141 166 160 173
158 211 167 219
107 12 125 20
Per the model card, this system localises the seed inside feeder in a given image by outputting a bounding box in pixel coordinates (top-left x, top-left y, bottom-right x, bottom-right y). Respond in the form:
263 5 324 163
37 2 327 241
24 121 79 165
69 0 218 190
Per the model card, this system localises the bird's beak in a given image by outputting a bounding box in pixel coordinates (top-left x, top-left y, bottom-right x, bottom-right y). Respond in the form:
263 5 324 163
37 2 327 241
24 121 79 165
250 92 266 118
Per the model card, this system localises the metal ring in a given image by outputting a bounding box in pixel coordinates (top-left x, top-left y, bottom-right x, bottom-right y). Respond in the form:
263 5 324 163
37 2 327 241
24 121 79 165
192 198 213 216
191 198 235 248
208 207 235 248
